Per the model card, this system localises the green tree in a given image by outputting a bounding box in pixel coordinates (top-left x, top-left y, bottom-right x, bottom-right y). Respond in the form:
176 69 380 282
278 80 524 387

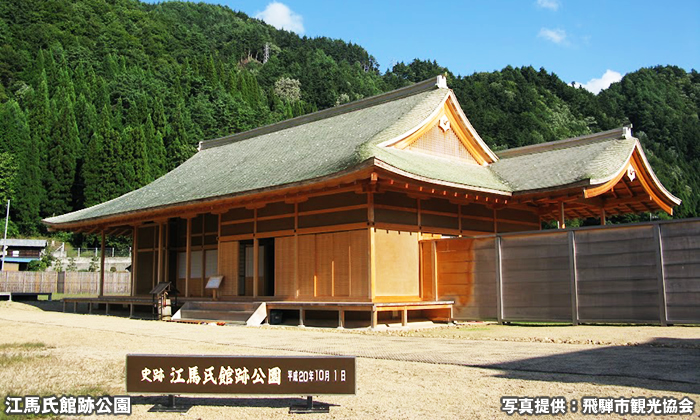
0 100 42 233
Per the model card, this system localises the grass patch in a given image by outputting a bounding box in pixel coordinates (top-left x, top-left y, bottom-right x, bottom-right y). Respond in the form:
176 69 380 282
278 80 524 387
0 342 47 350
69 384 113 396
0 353 32 367
51 293 97 301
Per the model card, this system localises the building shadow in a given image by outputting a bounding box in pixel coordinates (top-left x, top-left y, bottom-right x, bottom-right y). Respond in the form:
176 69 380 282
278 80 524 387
479 338 700 394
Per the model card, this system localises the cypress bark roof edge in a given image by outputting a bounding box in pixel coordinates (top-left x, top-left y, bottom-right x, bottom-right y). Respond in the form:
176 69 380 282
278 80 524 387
199 76 446 151
497 126 629 159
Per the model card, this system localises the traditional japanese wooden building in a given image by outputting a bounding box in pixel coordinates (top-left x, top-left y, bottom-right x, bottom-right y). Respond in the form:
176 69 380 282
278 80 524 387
45 76 680 326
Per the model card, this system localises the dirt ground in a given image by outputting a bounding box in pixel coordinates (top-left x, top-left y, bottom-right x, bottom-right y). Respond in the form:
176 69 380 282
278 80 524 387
0 301 698 419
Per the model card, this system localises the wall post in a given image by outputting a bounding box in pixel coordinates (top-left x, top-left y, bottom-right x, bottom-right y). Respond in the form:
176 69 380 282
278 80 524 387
99 230 106 297
568 230 579 325
495 235 504 324
653 224 668 326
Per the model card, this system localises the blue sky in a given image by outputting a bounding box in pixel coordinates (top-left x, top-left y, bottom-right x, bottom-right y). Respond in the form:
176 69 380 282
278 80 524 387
158 1 699 93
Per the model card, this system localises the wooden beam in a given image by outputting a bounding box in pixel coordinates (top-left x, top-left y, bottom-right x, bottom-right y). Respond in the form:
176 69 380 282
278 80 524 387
620 177 634 197
48 166 378 232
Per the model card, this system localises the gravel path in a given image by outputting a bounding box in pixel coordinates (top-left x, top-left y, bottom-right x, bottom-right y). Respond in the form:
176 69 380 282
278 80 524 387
1 302 698 419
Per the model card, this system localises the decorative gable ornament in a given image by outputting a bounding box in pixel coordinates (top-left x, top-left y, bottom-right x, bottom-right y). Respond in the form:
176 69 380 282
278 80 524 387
627 166 636 182
438 115 451 132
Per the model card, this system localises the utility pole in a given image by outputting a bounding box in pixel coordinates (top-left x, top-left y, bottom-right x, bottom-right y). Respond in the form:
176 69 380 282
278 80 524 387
1 200 9 272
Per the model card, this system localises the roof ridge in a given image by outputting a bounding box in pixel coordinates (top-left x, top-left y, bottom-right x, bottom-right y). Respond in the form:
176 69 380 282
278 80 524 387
496 127 630 159
199 76 446 151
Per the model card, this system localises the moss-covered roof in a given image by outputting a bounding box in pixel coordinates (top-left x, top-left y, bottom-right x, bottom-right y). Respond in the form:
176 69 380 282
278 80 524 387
45 79 660 227
491 128 637 193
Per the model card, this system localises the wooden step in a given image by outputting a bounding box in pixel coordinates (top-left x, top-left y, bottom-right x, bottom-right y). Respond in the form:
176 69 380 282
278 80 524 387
178 309 251 322
173 302 267 326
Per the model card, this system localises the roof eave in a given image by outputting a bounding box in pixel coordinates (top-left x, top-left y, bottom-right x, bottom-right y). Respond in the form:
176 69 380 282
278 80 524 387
44 159 380 231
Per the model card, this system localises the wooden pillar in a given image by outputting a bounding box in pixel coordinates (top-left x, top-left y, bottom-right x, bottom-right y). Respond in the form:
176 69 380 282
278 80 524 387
164 220 170 285
253 208 259 298
157 222 163 285
600 208 606 226
253 238 259 298
458 204 462 237
294 202 299 298
99 230 106 297
401 307 408 327
368 191 376 301
338 309 345 329
151 227 157 290
559 201 566 229
493 208 498 234
417 198 422 233
369 227 376 300
185 217 192 297
131 226 138 297
431 241 438 301
418 241 424 300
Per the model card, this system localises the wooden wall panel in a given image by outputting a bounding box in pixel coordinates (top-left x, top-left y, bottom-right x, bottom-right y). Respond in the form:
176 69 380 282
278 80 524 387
274 236 296 297
374 230 420 297
420 241 435 301
661 220 700 323
297 234 316 297
315 233 334 297
576 226 659 321
348 230 369 298
135 251 154 295
332 231 351 297
298 191 366 212
138 226 156 250
292 230 370 300
501 233 572 321
435 239 473 312
298 209 367 229
218 241 239 297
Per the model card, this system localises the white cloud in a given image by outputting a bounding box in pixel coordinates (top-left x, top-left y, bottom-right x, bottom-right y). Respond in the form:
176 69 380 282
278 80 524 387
538 28 567 45
255 2 304 34
574 70 623 94
536 0 560 11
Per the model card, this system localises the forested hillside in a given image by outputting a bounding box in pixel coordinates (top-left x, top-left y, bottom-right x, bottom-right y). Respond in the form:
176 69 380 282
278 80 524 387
0 0 697 243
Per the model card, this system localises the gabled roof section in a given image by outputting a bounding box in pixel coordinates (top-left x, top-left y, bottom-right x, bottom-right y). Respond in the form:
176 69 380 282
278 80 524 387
491 126 681 214
377 90 498 165
46 77 467 227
